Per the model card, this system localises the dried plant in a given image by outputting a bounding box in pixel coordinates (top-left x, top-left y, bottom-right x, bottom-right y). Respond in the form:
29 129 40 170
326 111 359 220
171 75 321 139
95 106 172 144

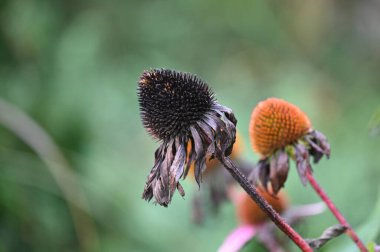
137 69 312 251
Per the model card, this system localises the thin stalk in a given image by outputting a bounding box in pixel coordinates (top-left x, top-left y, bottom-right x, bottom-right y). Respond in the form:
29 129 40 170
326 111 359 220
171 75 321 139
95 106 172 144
306 171 368 252
219 156 312 252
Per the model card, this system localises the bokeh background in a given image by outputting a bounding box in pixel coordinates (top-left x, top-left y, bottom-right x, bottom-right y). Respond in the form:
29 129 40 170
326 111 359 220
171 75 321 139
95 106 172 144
0 0 380 251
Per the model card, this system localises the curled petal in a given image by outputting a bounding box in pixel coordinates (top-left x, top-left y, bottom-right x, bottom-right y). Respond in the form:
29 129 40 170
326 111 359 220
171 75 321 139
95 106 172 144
269 150 289 194
306 130 331 163
295 144 312 186
169 141 186 197
142 101 237 206
306 224 347 249
249 159 270 191
313 130 331 157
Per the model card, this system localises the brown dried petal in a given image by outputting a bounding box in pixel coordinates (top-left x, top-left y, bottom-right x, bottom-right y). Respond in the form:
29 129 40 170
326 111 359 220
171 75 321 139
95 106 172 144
269 150 289 194
306 130 331 163
194 157 206 187
248 159 270 191
306 224 347 249
313 130 331 158
295 144 312 186
177 182 185 197
142 102 237 207
169 142 186 197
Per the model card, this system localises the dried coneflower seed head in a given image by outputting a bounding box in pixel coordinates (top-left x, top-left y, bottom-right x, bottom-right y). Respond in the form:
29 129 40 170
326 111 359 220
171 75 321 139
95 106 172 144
249 98 312 157
137 69 237 206
237 188 288 225
138 69 214 140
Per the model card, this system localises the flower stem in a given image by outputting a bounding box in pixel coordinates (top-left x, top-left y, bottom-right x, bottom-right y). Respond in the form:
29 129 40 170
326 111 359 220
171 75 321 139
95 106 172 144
219 156 313 252
306 171 368 252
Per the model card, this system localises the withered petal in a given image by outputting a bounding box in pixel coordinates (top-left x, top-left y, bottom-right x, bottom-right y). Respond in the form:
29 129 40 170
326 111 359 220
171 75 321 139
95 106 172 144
307 224 346 249
194 157 206 188
177 182 185 197
269 150 289 194
190 126 204 156
313 130 331 158
249 159 270 191
295 144 312 186
197 120 214 144
142 101 237 207
309 147 324 164
169 142 186 197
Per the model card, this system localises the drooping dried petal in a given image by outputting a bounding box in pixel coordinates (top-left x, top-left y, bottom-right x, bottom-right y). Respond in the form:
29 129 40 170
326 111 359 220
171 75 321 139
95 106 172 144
249 159 270 190
269 150 289 194
306 130 331 163
295 144 312 186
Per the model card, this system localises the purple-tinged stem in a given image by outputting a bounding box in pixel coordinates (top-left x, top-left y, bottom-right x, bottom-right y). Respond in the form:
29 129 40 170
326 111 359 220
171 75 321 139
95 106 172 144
306 171 368 252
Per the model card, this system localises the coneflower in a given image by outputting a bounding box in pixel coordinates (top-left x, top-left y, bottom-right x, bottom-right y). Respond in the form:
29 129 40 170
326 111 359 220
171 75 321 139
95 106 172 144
138 69 236 206
248 97 367 252
137 69 312 251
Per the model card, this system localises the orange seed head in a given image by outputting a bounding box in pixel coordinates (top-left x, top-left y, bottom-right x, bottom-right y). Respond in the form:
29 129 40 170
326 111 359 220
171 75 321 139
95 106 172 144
236 188 288 225
249 98 311 157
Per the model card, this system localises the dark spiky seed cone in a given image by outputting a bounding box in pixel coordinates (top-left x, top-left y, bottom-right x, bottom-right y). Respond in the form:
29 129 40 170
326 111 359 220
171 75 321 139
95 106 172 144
138 69 214 140
138 68 237 206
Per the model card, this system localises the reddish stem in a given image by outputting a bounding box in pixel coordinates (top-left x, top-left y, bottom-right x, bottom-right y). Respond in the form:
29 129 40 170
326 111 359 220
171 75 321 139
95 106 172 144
220 156 312 252
306 171 368 252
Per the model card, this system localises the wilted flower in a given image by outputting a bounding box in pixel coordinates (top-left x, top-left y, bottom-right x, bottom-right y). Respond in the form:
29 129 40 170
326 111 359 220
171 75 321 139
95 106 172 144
138 69 237 206
248 98 330 194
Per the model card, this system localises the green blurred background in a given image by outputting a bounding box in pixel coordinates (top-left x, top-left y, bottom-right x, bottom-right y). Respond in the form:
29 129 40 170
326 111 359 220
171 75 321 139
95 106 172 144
0 0 380 251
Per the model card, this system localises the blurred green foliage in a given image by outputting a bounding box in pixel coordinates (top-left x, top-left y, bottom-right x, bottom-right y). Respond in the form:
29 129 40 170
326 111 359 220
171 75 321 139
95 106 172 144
0 0 380 251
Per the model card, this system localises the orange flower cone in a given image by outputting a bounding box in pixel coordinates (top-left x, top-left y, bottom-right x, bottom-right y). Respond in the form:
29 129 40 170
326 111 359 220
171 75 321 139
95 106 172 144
249 98 311 157
248 98 330 194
